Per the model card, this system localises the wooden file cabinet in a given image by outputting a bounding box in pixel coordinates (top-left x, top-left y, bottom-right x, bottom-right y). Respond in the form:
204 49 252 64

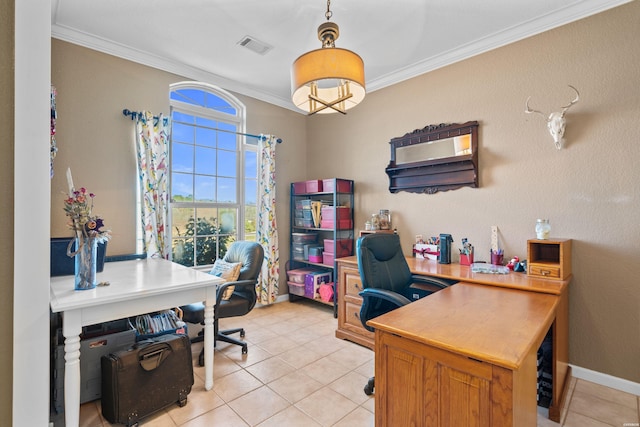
335 258 374 349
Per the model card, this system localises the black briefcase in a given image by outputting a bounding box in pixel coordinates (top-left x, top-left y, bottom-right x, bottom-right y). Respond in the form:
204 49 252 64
101 333 194 426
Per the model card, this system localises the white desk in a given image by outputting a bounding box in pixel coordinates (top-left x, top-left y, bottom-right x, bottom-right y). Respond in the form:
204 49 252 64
50 258 223 427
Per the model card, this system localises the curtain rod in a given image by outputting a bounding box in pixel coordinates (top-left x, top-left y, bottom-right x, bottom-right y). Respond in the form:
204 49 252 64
122 109 282 143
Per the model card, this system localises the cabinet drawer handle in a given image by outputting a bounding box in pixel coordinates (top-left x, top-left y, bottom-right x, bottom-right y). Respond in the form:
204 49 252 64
354 312 360 319
354 283 362 291
541 270 550 276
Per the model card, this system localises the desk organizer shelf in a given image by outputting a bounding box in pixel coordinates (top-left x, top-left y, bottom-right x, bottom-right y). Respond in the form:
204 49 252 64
527 238 572 280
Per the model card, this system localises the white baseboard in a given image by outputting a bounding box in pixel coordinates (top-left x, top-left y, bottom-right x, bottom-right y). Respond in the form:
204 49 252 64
255 294 290 307
570 364 640 396
275 294 290 303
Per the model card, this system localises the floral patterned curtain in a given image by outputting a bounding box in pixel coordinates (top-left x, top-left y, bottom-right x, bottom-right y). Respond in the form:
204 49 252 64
256 135 279 304
134 112 170 259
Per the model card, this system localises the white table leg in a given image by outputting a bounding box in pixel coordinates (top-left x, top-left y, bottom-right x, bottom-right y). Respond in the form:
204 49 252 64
62 310 82 427
203 296 215 390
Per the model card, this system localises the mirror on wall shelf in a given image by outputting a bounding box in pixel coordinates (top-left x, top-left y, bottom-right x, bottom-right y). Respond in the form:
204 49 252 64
386 121 479 194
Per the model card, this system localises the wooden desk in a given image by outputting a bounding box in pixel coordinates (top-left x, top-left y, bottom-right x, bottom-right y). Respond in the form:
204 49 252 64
368 283 558 426
407 257 568 295
335 255 570 422
50 259 224 427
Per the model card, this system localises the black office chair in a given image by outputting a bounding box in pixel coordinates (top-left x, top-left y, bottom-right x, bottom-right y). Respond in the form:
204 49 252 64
181 241 264 366
357 233 455 395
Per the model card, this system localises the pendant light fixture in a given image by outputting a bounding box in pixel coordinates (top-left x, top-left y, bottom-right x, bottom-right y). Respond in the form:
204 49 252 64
291 0 365 115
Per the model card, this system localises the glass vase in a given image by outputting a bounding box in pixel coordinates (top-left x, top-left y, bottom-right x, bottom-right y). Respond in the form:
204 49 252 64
379 209 391 230
370 214 380 230
74 236 97 290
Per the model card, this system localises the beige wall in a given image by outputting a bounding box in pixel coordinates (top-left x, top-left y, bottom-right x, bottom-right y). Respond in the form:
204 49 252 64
51 2 639 386
50 39 306 281
50 40 307 255
307 2 640 383
0 0 14 421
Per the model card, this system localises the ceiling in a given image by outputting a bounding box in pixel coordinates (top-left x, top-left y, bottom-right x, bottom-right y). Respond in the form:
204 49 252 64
51 0 629 114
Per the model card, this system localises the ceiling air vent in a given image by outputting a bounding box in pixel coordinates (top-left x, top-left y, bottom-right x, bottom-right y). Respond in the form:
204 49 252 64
237 36 273 55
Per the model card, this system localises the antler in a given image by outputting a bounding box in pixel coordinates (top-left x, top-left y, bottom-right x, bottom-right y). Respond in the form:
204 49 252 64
525 85 580 150
524 96 545 117
560 85 580 114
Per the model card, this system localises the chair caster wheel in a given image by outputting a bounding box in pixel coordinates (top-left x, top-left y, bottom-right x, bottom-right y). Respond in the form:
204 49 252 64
364 377 375 396
242 345 248 354
178 397 188 407
240 329 245 338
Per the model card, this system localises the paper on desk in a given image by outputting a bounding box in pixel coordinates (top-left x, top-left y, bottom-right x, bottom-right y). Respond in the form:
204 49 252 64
471 263 509 274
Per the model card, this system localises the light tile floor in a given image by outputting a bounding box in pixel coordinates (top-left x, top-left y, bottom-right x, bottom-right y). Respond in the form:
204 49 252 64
53 299 639 426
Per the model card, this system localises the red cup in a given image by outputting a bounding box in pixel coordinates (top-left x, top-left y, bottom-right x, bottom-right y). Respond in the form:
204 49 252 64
460 253 474 266
491 252 504 266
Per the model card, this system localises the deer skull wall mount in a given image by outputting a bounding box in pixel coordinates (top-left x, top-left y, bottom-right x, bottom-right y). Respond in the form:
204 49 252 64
525 85 580 150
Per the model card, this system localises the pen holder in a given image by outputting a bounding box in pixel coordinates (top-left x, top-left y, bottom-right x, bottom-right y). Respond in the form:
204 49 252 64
460 253 474 266
491 252 504 266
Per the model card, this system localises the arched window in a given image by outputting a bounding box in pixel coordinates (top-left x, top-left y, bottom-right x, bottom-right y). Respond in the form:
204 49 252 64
169 82 256 267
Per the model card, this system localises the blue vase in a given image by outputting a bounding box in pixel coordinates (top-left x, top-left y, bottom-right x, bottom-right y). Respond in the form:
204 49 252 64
74 236 97 290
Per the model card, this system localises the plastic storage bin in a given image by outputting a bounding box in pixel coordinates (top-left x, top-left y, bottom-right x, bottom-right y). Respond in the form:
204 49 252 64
52 320 136 410
308 246 324 263
320 206 351 220
322 179 351 193
292 232 318 243
320 219 353 230
292 243 306 260
323 252 335 266
305 244 323 260
323 239 353 257
305 180 323 193
287 267 321 284
292 181 307 195
288 282 305 296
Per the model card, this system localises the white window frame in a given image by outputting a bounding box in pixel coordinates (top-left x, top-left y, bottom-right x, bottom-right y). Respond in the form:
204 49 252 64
165 82 254 267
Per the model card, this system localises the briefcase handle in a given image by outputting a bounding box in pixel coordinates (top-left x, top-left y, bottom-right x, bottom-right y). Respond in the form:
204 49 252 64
137 342 173 371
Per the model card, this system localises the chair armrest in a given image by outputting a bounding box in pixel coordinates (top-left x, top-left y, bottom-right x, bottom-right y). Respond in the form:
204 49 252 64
358 288 411 332
216 279 256 304
359 288 412 307
410 274 454 289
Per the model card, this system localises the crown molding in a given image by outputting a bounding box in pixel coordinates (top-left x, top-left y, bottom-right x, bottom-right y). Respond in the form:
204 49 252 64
50 24 297 112
51 0 631 113
367 0 633 92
